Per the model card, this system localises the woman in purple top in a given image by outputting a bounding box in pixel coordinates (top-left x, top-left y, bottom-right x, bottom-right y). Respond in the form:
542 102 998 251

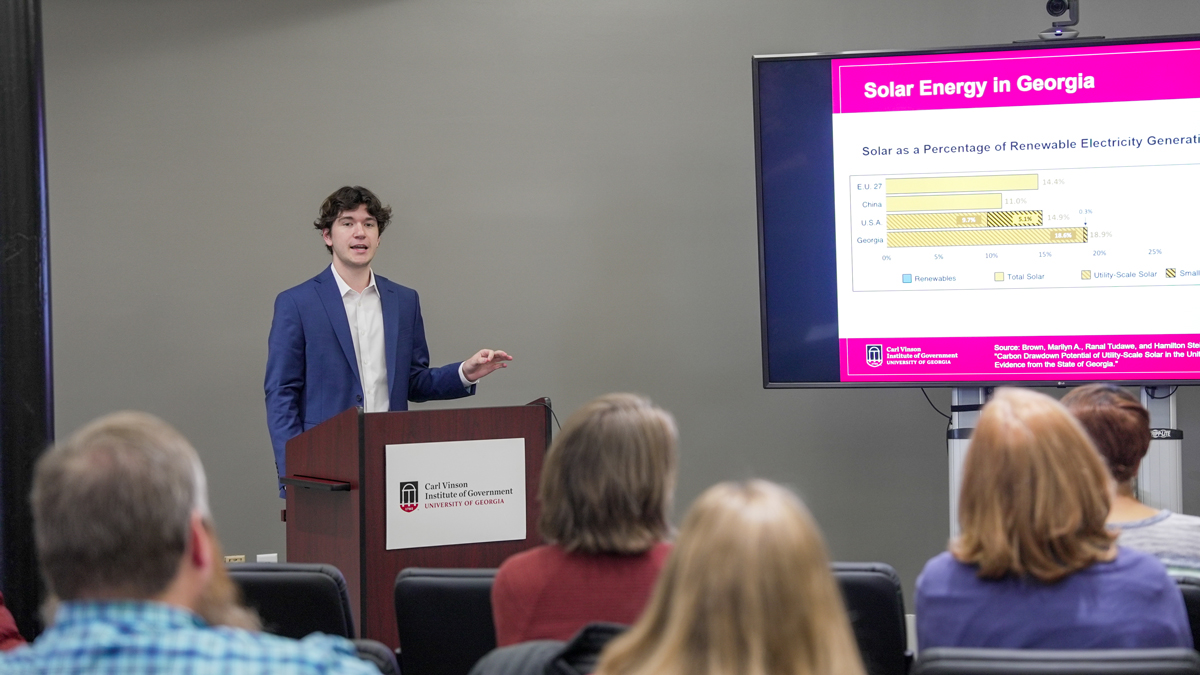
916 388 1191 651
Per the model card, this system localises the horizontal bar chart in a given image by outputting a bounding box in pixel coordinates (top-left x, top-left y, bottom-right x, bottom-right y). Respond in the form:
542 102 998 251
888 227 1087 248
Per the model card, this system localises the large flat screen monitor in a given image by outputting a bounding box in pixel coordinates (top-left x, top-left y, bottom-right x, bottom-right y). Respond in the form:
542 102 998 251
756 34 1200 388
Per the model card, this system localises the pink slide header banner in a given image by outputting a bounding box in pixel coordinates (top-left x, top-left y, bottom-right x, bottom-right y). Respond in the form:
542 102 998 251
840 333 1200 383
832 41 1200 114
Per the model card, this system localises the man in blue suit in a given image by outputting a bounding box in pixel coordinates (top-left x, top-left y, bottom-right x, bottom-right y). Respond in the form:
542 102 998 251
265 186 511 496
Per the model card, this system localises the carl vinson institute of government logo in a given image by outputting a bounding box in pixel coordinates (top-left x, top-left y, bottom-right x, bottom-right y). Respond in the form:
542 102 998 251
866 344 883 368
399 481 419 513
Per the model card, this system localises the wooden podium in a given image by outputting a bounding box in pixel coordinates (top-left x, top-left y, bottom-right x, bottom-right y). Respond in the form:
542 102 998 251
282 400 551 648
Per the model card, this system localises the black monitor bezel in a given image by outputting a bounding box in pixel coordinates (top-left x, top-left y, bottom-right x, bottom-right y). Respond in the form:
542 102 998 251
754 33 1200 389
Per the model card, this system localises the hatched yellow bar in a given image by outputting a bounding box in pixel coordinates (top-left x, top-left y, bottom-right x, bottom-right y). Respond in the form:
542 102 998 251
888 227 1087 248
886 174 1038 194
886 193 1002 212
887 211 1043 230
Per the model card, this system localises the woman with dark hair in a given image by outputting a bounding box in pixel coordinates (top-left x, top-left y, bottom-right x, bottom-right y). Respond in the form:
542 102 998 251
916 388 1191 649
490 393 677 646
1063 383 1200 571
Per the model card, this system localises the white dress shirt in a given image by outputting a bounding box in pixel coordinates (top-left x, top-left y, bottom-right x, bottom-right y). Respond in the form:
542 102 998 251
330 265 475 414
330 265 390 413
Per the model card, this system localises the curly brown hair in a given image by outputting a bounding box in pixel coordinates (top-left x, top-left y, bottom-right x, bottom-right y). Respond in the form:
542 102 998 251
314 186 393 253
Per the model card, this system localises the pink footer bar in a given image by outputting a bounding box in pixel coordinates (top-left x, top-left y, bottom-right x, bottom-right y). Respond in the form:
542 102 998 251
841 333 1200 382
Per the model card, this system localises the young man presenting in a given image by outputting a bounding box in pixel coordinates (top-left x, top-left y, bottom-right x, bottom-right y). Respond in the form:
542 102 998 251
265 186 511 496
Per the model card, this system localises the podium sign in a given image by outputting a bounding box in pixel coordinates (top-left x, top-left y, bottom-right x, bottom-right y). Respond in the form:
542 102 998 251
385 438 527 550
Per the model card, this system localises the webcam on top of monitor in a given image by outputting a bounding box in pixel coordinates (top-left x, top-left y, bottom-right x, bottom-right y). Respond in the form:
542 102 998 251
1041 0 1080 40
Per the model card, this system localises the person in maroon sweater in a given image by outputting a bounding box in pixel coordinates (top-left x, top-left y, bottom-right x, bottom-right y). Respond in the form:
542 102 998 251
492 393 678 646
0 593 24 650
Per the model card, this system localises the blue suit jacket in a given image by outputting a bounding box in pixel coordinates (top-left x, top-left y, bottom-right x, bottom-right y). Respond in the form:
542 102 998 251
265 267 473 494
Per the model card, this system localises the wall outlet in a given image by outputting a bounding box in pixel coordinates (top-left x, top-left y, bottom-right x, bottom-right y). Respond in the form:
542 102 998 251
256 553 278 563
223 554 246 563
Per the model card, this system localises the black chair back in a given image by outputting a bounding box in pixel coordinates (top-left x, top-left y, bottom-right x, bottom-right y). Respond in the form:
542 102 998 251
913 647 1200 675
833 562 911 675
468 623 628 675
228 562 355 639
395 567 498 675
1175 576 1200 651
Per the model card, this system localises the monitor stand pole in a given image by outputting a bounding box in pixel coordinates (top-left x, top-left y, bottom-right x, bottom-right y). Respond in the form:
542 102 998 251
1138 386 1183 512
947 387 990 537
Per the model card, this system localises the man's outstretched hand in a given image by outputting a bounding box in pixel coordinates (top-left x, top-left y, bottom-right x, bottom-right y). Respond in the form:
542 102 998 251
462 349 513 382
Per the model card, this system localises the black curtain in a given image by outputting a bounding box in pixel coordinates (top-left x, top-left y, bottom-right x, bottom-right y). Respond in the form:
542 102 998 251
0 0 54 641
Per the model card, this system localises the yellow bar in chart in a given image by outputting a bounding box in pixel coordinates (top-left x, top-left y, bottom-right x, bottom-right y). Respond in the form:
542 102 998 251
990 210 1042 227
887 211 1043 230
886 193 1003 212
888 227 1087 248
886 174 1039 194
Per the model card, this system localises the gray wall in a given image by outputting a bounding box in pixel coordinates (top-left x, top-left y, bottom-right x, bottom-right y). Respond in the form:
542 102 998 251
42 0 1200 606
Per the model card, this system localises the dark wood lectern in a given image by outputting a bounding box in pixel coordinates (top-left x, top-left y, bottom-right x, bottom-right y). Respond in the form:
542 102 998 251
282 401 551 648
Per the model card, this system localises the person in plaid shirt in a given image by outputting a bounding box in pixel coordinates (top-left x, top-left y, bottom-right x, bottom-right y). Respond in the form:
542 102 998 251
0 411 379 674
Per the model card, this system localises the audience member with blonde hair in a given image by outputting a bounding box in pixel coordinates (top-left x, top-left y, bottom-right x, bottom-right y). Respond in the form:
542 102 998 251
916 388 1191 649
1063 383 1200 571
491 393 678 646
594 480 864 675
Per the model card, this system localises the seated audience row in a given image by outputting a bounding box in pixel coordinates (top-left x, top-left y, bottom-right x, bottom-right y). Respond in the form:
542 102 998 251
9 387 1200 673
492 389 1197 674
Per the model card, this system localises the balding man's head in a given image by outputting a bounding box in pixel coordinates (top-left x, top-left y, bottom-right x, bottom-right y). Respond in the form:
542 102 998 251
32 411 210 600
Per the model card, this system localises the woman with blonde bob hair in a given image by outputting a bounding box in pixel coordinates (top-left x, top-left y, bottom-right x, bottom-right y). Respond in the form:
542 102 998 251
595 480 865 675
916 388 1190 649
491 393 678 646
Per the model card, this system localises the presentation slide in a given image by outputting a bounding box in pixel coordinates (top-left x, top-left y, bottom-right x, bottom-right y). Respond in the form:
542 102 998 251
831 41 1200 382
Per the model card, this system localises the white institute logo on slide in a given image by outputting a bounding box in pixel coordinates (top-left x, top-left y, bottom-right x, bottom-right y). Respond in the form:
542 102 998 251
399 481 419 513
866 344 883 367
